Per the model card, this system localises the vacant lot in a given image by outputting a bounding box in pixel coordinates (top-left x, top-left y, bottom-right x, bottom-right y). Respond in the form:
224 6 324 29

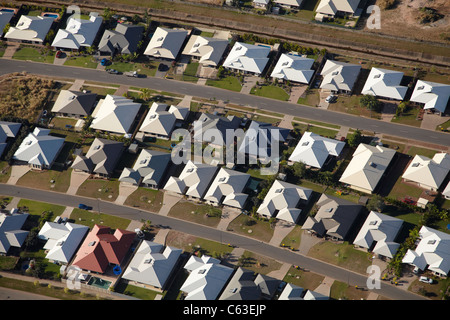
124 187 164 213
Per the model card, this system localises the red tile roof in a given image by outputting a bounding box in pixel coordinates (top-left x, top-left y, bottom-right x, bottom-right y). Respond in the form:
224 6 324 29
72 224 135 273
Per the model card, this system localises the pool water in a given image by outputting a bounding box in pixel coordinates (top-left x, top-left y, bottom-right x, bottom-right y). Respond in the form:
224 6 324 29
43 13 59 18
0 8 14 12
87 276 111 289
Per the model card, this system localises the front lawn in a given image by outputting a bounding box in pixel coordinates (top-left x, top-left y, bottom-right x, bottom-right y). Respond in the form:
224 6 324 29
0 161 12 183
114 281 162 300
16 168 72 193
206 76 242 92
123 187 164 213
17 199 66 218
391 107 422 127
307 241 373 275
238 250 283 275
283 266 325 290
167 200 222 228
251 85 290 101
76 179 120 202
64 55 98 69
108 61 158 77
69 208 131 230
227 214 274 242
13 46 55 63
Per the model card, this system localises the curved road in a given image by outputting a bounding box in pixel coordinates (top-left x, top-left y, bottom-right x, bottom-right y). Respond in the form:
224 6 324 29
0 183 425 300
1 59 450 147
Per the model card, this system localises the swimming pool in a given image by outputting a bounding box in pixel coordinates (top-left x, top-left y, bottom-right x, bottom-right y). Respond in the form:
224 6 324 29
87 276 112 289
0 8 14 13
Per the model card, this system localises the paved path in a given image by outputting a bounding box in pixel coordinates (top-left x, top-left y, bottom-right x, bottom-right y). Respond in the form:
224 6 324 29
313 276 335 296
5 197 21 210
335 126 350 140
66 171 89 195
269 220 295 246
115 182 138 205
266 262 291 280
2 43 19 59
421 112 448 130
240 76 259 94
298 230 324 255
217 206 241 231
158 192 182 216
69 79 85 91
114 84 129 96
278 115 294 130
7 165 30 185
60 206 74 218
288 85 307 104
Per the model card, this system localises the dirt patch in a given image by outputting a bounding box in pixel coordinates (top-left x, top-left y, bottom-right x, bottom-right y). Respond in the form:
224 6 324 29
365 0 450 43
165 230 197 249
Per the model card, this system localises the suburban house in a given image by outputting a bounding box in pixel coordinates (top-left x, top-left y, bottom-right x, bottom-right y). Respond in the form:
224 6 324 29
303 290 329 300
270 54 315 84
222 42 271 76
401 152 450 191
71 138 124 177
410 80 450 115
402 226 450 277
144 27 188 60
51 13 103 50
257 180 313 224
203 168 251 209
0 121 22 158
0 10 14 37
339 143 396 194
180 254 234 300
71 224 135 274
139 102 189 140
98 23 144 55
315 0 361 20
361 67 408 101
90 95 141 135
181 35 228 67
38 222 89 264
237 120 291 161
319 60 361 94
353 211 403 259
219 267 280 300
273 0 303 9
12 127 65 170
119 149 171 188
0 210 29 255
302 194 362 240
51 90 97 118
164 160 218 199
192 113 241 146
4 15 53 44
122 241 182 290
443 182 450 200
253 0 270 9
288 131 345 169
279 283 304 300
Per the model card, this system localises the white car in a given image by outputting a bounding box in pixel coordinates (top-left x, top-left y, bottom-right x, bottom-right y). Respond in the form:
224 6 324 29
325 95 337 103
419 276 434 284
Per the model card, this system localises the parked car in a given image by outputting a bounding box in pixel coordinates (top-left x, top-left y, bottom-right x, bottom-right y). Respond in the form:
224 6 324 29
158 63 168 72
107 69 119 74
78 203 93 210
419 276 434 284
55 50 64 58
101 58 108 66
124 71 139 77
325 95 337 103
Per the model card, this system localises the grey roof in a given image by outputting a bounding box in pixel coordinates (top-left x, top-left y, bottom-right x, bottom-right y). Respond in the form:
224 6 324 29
144 27 188 60
98 24 144 54
12 127 64 167
238 120 290 158
119 149 171 186
302 194 362 240
219 268 262 300
38 222 89 263
193 113 241 144
0 11 14 37
0 121 21 157
0 211 29 254
254 273 281 298
51 90 97 116
71 138 123 175
122 241 182 289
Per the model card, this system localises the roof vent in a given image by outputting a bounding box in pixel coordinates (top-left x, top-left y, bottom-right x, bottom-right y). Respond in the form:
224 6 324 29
88 241 96 246
218 177 227 182
374 74 381 79
369 220 378 226
417 86 424 90
427 239 436 245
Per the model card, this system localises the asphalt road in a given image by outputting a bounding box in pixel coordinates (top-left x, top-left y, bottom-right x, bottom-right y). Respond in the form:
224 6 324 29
1 59 450 147
0 184 425 300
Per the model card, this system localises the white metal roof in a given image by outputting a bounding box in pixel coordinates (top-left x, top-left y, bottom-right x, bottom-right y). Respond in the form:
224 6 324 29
271 54 314 84
51 14 103 49
361 67 407 100
410 80 450 113
204 168 250 208
182 35 228 66
320 60 361 92
289 131 345 168
402 153 450 190
222 42 270 75
144 27 188 59
5 15 53 43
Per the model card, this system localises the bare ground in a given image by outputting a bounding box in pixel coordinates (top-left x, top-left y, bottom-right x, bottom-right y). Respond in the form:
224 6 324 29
365 0 450 43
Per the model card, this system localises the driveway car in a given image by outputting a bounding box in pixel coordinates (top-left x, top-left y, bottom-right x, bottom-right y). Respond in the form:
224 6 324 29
101 58 108 66
419 276 434 284
325 95 337 103
107 69 119 74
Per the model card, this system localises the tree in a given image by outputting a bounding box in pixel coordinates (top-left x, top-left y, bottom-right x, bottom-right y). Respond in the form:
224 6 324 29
347 129 362 147
139 88 152 101
290 161 306 179
360 94 382 112
367 194 385 212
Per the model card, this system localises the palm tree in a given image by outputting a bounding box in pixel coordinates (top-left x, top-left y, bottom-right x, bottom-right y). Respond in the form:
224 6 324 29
139 88 152 101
